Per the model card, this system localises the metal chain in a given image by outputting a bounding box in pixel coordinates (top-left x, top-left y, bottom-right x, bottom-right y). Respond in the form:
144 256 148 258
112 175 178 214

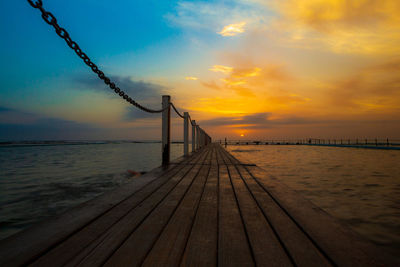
27 0 167 113
188 115 195 126
171 103 185 119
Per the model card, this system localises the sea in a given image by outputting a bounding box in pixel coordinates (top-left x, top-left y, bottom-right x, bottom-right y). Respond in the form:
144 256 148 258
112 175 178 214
0 141 186 240
0 142 399 258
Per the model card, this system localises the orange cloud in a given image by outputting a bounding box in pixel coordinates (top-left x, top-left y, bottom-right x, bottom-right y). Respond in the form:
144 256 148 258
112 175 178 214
185 76 198 80
201 81 221 90
231 67 261 78
209 65 233 73
269 0 400 54
323 59 400 113
218 22 247 36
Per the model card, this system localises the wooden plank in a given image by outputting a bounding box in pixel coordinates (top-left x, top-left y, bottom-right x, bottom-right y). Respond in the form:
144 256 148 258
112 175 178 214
211 144 218 165
225 163 293 266
65 149 210 266
219 147 293 266
235 164 331 267
246 165 398 266
29 150 208 266
102 150 212 266
217 148 254 266
220 146 332 266
180 162 218 266
141 162 211 266
0 157 187 267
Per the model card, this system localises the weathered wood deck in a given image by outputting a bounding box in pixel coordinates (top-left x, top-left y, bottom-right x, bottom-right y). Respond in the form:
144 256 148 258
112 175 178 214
0 143 397 266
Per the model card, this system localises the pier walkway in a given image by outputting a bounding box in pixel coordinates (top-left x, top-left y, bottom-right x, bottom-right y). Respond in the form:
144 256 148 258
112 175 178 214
0 143 396 266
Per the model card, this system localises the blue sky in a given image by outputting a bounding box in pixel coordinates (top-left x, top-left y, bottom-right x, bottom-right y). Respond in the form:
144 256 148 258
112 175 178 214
1 0 399 140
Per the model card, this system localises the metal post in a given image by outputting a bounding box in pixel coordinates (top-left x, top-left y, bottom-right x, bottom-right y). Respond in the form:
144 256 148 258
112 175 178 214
162 95 170 165
192 120 196 152
184 112 189 156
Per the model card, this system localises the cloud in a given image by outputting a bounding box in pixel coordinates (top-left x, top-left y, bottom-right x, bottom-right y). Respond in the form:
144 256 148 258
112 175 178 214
0 107 12 112
323 59 400 110
0 107 41 124
268 0 400 54
74 75 166 104
123 106 160 121
201 81 221 90
209 65 233 73
218 22 246 36
201 112 332 129
185 76 198 80
0 107 106 140
204 62 295 98
165 1 269 33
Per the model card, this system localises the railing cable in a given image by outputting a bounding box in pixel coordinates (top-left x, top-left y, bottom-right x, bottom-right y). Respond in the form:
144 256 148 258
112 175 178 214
27 0 166 113
171 103 185 119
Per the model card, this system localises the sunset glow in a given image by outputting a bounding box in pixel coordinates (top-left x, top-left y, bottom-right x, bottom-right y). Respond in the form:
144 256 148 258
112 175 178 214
1 0 399 140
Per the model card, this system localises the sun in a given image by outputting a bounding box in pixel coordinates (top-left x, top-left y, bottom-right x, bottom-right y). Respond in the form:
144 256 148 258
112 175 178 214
240 134 245 137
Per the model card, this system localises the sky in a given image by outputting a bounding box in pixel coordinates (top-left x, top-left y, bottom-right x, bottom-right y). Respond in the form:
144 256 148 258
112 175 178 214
0 0 399 141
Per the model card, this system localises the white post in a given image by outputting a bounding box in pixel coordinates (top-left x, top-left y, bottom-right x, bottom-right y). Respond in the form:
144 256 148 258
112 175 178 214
192 120 196 152
162 95 171 165
184 112 189 156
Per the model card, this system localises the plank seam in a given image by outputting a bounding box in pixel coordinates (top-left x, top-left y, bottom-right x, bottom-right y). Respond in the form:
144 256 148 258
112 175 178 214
22 162 189 266
137 149 212 266
217 147 256 266
233 155 338 266
219 147 297 265
31 149 209 266
178 149 213 265
93 149 210 266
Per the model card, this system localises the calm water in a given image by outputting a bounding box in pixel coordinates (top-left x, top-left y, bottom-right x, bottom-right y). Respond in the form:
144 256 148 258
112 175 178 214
0 142 184 240
228 145 400 258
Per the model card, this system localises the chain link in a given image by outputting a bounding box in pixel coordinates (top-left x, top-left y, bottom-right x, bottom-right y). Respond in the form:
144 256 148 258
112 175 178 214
27 0 167 113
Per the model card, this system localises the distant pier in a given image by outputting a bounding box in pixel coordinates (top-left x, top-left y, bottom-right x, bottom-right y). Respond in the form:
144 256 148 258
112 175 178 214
221 138 400 150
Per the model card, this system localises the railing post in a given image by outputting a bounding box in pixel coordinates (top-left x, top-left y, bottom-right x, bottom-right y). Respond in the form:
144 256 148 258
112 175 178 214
162 95 171 165
196 125 200 150
184 112 189 156
199 127 202 148
192 120 196 152
200 129 204 147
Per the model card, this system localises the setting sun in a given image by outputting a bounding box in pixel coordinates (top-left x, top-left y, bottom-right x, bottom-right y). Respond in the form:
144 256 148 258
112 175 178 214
240 134 245 137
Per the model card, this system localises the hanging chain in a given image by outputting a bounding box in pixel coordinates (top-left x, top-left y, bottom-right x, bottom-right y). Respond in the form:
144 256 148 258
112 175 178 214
27 0 167 113
171 103 185 119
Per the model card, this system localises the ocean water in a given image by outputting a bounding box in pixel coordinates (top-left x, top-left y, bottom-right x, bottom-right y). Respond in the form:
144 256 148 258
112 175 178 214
0 142 185 240
227 145 400 258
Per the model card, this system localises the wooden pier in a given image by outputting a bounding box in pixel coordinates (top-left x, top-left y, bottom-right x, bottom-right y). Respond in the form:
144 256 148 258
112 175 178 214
0 143 397 266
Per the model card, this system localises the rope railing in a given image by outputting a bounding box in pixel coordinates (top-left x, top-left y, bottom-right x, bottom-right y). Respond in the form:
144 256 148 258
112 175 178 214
27 0 212 165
